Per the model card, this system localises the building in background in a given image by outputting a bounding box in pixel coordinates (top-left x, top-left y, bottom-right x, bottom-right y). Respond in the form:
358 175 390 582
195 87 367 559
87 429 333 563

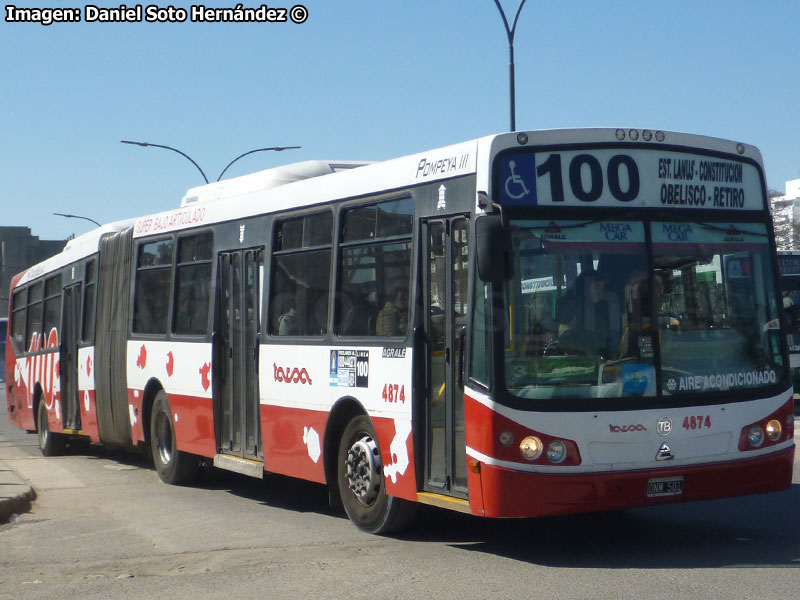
770 179 800 250
0 227 66 316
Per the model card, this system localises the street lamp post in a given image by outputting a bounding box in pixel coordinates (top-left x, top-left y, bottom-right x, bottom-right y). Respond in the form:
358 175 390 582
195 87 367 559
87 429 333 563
53 212 101 227
215 146 301 181
121 140 301 183
493 0 527 132
121 140 210 183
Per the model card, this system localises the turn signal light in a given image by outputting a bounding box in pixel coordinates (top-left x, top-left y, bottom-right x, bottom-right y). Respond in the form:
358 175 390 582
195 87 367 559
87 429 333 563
498 431 514 447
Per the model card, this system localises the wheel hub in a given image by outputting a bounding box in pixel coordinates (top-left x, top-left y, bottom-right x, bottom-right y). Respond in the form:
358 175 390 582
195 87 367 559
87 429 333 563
345 434 382 506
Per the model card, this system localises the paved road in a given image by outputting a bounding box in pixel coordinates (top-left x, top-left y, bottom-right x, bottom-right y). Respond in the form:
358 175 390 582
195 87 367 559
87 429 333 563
1 388 800 600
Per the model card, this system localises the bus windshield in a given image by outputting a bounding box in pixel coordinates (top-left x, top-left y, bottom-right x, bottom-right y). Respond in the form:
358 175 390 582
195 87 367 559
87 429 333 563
504 219 784 404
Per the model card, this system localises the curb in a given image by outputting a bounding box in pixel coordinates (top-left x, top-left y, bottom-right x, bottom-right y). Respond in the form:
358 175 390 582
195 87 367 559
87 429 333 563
0 469 37 523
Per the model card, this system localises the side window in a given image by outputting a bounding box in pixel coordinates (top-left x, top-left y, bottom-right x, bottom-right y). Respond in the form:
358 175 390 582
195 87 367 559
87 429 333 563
82 260 96 342
43 274 62 339
10 288 27 352
337 197 413 336
173 232 213 335
133 238 174 335
270 211 332 336
26 282 43 350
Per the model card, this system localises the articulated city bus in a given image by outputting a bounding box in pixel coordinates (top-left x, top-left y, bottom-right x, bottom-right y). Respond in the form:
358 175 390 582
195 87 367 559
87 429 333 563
778 250 800 403
5 129 794 533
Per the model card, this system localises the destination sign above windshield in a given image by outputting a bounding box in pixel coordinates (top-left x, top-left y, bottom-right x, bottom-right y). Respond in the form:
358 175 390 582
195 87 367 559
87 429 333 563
494 148 763 210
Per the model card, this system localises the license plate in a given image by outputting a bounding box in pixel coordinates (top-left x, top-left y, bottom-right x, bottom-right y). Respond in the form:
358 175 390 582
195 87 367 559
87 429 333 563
647 476 684 497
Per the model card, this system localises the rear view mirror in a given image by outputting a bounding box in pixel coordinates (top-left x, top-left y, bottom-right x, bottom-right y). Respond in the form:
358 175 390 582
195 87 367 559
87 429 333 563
476 214 512 282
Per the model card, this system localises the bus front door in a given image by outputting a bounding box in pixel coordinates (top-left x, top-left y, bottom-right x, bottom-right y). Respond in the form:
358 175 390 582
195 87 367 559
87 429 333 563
422 216 469 497
215 249 263 463
60 283 82 431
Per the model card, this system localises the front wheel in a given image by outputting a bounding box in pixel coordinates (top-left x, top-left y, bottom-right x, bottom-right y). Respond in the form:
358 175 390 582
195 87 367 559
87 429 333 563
150 391 199 485
37 400 66 457
337 415 416 534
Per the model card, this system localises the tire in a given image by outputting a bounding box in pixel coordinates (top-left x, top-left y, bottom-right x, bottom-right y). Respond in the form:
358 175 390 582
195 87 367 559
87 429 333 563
150 390 199 485
337 415 417 534
37 400 66 457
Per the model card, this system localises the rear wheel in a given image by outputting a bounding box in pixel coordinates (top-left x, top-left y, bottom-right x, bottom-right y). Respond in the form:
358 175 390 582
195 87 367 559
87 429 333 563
37 400 66 457
337 415 417 534
150 391 199 484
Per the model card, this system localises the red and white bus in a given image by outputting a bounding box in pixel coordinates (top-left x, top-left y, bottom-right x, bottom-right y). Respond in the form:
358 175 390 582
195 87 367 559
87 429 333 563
5 129 794 533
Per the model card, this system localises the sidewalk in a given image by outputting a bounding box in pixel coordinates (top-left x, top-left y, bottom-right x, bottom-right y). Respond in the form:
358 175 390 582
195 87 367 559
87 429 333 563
1 389 37 522
0 459 36 522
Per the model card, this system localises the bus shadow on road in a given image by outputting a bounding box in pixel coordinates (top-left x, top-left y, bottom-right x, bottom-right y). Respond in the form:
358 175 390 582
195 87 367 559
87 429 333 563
196 466 343 517
409 484 800 569
74 442 344 517
197 470 800 570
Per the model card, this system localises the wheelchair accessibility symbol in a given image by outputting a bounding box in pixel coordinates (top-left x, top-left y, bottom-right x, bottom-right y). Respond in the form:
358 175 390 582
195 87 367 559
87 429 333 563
505 160 530 200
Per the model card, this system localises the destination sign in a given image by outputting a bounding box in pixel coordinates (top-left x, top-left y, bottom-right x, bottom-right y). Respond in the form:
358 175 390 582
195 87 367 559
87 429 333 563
495 148 763 211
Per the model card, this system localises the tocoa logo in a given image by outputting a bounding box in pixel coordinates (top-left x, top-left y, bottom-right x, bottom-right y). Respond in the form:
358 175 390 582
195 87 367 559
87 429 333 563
273 363 312 384
609 424 647 433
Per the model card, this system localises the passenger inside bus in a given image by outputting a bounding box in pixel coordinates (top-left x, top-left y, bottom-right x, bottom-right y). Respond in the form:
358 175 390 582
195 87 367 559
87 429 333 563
278 300 298 335
375 285 408 336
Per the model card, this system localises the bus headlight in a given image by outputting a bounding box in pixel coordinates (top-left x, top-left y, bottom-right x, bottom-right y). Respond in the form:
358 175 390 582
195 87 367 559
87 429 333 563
520 436 543 461
738 398 793 452
765 419 782 442
747 425 764 447
546 440 567 463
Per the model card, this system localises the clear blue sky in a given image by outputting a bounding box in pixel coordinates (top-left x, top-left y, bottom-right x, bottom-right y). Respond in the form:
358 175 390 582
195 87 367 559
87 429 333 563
2 0 799 240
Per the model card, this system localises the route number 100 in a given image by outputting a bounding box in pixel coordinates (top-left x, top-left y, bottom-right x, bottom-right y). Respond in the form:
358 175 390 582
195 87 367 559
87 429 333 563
536 153 641 203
